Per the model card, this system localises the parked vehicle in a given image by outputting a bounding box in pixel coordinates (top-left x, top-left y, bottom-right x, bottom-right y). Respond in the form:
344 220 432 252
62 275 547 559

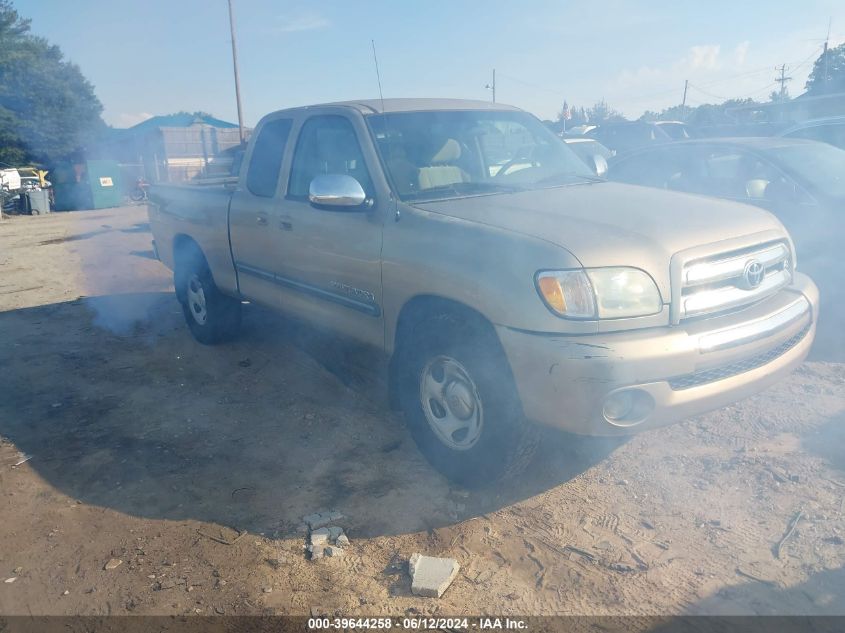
586 121 673 153
562 124 597 136
149 99 818 485
607 137 844 260
607 136 842 356
779 116 845 151
562 138 613 176
653 120 694 140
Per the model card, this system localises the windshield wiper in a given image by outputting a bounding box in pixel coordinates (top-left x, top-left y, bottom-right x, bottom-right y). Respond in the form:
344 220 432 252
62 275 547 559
409 181 526 199
535 173 605 186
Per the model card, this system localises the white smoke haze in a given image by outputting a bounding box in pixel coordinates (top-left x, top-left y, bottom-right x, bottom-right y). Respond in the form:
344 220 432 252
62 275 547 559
2 1 845 622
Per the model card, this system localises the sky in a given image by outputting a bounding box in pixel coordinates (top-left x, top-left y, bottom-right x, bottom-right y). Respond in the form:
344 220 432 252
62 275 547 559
17 0 845 128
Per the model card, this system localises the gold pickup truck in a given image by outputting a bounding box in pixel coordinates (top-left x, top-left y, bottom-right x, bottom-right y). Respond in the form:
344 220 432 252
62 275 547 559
149 99 818 486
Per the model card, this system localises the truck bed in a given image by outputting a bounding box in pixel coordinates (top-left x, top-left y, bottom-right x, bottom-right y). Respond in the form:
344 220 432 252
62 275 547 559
148 183 239 296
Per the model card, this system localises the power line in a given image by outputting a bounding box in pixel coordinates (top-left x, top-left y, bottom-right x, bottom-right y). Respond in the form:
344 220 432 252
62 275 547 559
687 83 728 101
789 45 825 75
497 41 826 115
691 65 777 88
686 78 780 103
625 65 788 105
689 48 821 91
743 81 780 99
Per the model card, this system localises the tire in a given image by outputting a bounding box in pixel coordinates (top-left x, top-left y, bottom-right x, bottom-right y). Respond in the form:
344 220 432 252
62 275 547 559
175 246 241 345
398 312 538 487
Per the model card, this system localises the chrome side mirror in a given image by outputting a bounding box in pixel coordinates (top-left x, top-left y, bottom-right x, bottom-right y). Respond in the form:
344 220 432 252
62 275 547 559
309 174 367 209
591 154 608 178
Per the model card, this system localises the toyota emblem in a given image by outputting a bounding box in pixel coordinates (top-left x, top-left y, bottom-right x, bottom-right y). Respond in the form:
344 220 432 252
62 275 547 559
742 259 765 289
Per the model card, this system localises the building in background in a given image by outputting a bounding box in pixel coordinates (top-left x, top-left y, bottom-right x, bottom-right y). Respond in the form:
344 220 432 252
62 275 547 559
93 113 251 186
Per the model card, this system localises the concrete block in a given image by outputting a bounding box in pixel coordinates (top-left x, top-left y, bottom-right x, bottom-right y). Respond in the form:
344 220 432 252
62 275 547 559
408 553 459 598
325 546 345 557
328 526 343 541
310 527 330 547
336 533 350 547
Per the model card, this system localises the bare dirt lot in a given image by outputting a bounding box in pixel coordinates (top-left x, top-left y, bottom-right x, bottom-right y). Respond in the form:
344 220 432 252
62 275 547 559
1 206 844 618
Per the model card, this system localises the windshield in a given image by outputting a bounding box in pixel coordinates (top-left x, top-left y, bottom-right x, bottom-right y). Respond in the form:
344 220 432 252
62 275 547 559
657 122 692 140
368 110 596 201
565 139 614 162
767 143 845 199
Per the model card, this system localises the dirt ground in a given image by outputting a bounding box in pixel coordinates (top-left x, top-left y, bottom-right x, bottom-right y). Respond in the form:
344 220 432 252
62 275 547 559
1 206 844 618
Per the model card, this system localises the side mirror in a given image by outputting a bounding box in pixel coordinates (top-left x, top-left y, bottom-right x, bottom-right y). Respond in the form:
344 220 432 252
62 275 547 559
591 154 608 178
309 174 367 209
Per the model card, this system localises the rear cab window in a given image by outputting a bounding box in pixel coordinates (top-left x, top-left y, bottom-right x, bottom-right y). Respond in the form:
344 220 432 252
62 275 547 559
246 118 293 197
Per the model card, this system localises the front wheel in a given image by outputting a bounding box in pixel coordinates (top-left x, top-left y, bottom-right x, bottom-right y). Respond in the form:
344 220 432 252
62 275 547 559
176 248 241 345
398 313 538 487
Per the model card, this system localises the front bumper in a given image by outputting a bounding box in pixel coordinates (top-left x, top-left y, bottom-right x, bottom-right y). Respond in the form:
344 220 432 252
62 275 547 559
497 273 818 436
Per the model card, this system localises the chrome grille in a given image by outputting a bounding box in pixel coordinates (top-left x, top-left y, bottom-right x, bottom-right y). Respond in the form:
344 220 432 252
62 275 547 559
679 241 792 320
668 324 810 390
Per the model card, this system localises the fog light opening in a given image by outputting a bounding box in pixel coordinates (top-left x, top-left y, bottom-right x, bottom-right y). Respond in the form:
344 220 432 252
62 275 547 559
603 391 633 421
602 389 654 427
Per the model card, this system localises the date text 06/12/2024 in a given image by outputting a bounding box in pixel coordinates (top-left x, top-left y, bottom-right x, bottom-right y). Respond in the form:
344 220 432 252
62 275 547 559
307 617 528 629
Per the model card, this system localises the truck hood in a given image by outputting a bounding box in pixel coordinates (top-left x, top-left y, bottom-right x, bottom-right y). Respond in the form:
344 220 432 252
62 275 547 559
413 181 788 298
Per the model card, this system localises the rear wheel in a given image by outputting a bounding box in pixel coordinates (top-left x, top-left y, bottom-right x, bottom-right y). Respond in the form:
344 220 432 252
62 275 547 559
398 312 538 487
175 246 241 344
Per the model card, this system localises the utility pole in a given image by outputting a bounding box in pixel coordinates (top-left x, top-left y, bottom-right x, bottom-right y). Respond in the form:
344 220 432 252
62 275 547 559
681 79 688 120
775 63 792 101
823 17 832 92
227 0 246 144
485 69 496 103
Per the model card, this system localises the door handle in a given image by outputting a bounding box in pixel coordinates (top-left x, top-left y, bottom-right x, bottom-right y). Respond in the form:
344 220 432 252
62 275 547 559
279 215 293 231
256 212 268 226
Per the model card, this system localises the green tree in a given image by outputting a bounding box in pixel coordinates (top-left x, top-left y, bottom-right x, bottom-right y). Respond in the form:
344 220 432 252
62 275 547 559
554 100 626 127
805 42 845 95
586 100 626 123
639 97 770 126
0 0 104 166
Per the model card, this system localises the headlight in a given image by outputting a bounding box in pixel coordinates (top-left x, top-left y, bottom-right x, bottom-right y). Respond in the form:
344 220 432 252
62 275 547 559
536 267 662 319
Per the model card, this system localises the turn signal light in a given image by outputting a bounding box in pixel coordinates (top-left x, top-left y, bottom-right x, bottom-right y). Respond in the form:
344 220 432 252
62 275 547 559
537 276 566 313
